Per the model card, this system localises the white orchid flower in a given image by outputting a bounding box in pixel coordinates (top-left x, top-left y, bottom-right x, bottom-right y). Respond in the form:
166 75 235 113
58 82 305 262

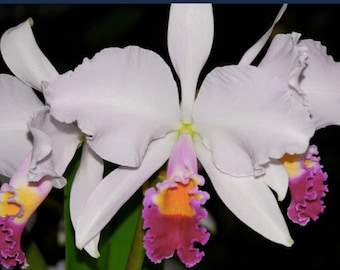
258 32 340 226
39 4 317 267
0 18 82 189
0 18 83 268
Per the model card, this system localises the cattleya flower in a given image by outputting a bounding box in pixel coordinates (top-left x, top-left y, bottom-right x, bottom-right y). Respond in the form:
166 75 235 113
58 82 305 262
0 18 82 189
0 19 81 268
0 73 44 269
38 3 321 267
258 32 339 225
0 18 107 258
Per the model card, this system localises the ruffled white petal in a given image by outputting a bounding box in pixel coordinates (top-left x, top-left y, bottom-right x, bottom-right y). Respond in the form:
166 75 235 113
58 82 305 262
195 138 293 247
70 143 104 258
193 65 314 177
0 74 43 177
75 132 177 250
44 46 180 167
299 39 340 129
262 159 289 201
168 4 213 122
29 107 82 188
259 32 308 102
0 18 58 91
239 4 287 65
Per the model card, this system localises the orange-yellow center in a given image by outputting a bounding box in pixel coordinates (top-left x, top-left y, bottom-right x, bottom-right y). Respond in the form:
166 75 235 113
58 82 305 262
0 191 21 217
281 153 312 178
154 178 201 217
0 186 44 223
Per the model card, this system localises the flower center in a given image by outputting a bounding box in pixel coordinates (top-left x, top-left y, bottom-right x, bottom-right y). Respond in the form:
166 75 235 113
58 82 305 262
178 123 195 137
0 191 21 217
153 178 202 217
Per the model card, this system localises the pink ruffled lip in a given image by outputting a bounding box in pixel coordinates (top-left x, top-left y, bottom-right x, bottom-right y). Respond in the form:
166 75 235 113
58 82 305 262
0 216 28 269
281 145 328 226
0 154 52 269
142 131 210 267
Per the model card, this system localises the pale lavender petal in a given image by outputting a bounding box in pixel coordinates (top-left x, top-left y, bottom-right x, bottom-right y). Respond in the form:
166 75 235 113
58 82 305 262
259 32 308 103
70 143 103 258
239 4 287 65
29 107 82 188
168 4 213 122
263 159 289 201
75 132 177 250
0 74 43 177
193 65 314 177
299 39 340 129
44 46 180 167
194 139 294 247
0 18 58 91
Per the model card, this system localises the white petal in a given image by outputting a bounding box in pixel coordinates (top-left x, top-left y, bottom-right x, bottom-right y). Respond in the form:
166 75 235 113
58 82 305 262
0 18 58 91
299 39 340 129
195 138 293 246
44 46 180 167
0 74 43 177
29 107 82 188
239 4 287 65
193 65 314 176
75 132 177 250
168 4 213 122
259 33 307 96
70 143 104 258
263 159 289 201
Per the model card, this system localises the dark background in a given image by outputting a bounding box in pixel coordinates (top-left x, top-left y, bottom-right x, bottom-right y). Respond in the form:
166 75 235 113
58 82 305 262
1 4 340 269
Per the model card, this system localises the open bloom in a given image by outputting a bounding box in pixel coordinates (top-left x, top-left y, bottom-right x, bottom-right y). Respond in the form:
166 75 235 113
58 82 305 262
0 18 82 267
38 4 321 266
0 18 82 189
0 18 108 257
258 32 340 225
0 73 44 269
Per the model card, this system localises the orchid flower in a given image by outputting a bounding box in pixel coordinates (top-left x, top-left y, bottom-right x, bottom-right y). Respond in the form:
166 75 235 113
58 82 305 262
0 18 108 257
258 32 340 225
0 74 43 269
39 3 318 267
0 19 82 268
0 18 82 189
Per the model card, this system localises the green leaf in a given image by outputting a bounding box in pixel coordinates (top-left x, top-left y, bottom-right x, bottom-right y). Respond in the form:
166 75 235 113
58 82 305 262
106 200 144 270
24 240 48 270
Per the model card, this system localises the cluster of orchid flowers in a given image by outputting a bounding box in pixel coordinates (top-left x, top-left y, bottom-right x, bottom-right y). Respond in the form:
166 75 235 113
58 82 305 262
0 3 337 269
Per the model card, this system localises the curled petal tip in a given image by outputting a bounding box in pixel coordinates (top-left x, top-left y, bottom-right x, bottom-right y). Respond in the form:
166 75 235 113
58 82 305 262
286 237 294 247
85 247 100 259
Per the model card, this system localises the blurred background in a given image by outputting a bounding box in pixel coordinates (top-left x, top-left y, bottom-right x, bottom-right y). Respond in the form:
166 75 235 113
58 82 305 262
0 4 340 269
